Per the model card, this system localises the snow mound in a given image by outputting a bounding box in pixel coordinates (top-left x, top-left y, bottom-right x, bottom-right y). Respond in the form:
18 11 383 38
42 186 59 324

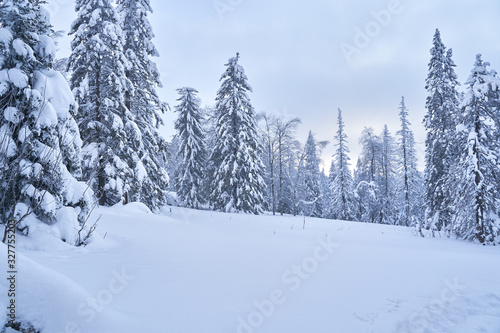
0 242 136 332
113 201 153 215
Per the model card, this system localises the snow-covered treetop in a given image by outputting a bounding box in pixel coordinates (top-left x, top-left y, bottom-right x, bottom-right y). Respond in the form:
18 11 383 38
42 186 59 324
333 108 350 166
116 0 164 127
425 29 459 92
176 87 199 98
70 0 124 51
0 0 55 70
335 108 348 143
117 0 158 57
174 87 202 120
398 96 411 133
429 29 445 63
463 54 500 102
426 29 446 87
218 52 253 94
444 48 458 84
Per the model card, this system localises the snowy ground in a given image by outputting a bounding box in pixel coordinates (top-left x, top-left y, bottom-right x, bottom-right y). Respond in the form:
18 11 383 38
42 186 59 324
1 203 500 333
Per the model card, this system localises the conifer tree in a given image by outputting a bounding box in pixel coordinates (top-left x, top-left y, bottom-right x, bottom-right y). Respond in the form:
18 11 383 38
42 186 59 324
165 134 181 191
423 29 460 231
328 158 336 216
116 0 169 210
0 0 92 244
379 125 397 224
329 109 354 221
301 131 323 217
396 97 423 227
319 169 331 218
68 0 139 206
451 55 500 244
174 87 206 209
210 53 265 214
354 127 381 223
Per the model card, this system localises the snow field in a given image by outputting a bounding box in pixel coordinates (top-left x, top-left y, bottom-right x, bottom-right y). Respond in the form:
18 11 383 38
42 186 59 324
1 203 499 332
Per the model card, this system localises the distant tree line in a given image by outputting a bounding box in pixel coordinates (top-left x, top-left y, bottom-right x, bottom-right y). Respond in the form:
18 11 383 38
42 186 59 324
170 29 500 245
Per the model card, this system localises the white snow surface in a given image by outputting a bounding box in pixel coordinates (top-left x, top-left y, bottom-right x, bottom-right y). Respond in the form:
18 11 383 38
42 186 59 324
1 204 499 333
0 28 12 45
34 69 77 121
7 68 28 89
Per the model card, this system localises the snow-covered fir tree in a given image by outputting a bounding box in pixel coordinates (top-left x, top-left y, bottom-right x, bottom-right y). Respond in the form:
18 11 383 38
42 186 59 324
451 55 500 244
328 158 336 216
210 53 265 214
396 97 423 227
300 131 323 217
68 0 140 206
354 127 381 223
165 134 180 190
116 0 169 210
329 109 354 221
379 124 397 225
319 168 331 218
423 29 460 232
174 87 206 209
199 105 217 196
0 0 92 244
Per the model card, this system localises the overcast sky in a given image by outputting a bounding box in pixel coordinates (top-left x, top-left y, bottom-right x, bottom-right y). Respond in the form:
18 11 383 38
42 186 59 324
47 0 500 171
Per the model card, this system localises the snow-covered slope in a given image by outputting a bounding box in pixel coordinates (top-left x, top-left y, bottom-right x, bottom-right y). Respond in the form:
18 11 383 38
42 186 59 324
2 204 500 332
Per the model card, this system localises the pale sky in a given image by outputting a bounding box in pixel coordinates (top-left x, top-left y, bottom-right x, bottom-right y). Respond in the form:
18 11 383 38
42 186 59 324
46 0 500 171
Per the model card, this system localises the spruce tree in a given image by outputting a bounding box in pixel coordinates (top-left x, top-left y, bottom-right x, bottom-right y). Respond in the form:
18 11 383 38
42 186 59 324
210 53 265 214
0 0 92 244
328 158 336 217
396 97 423 227
165 134 181 191
68 0 139 206
319 169 331 218
354 127 381 223
379 125 397 224
174 87 206 209
301 131 323 217
329 109 354 221
451 55 500 244
423 29 460 231
116 0 169 210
